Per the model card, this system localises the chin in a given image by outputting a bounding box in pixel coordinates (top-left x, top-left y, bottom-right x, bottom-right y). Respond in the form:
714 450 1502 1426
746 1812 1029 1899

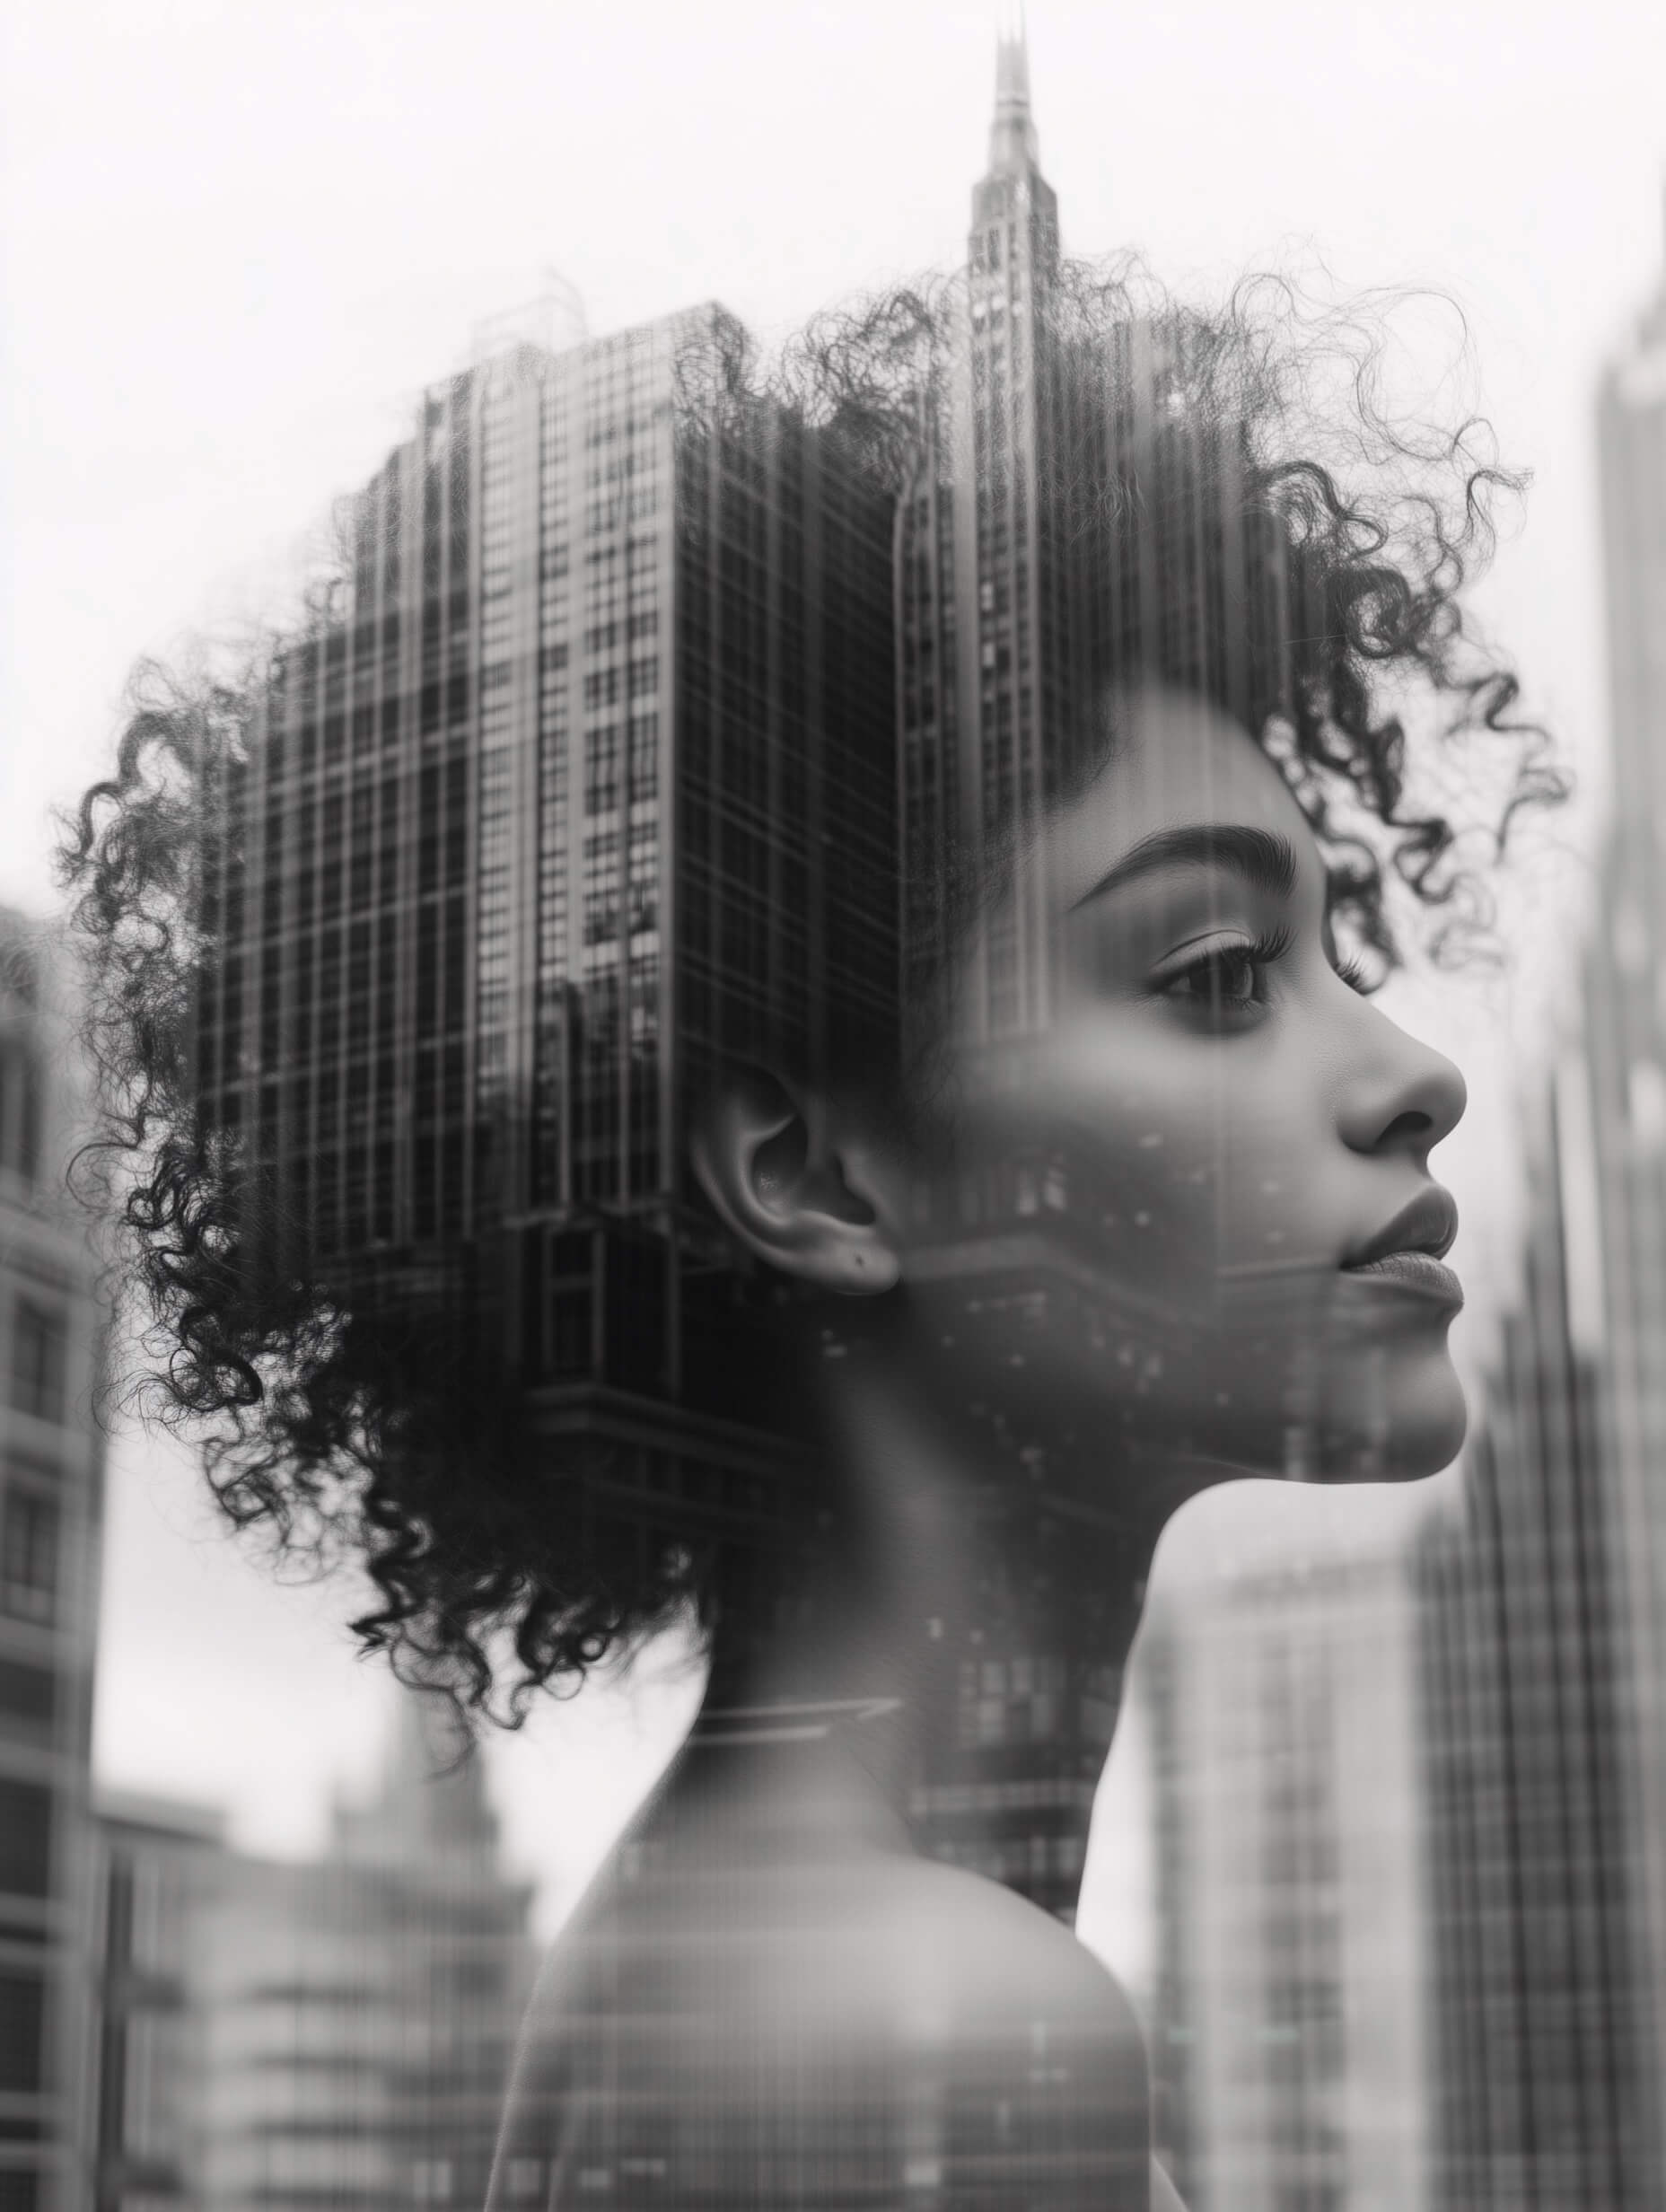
1320 1345 1469 1483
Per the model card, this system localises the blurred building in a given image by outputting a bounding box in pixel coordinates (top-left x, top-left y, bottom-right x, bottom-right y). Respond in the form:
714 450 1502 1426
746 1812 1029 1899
0 913 106 2212
898 32 1293 1919
92 1792 223 2212
1587 195 1666 2149
1415 1084 1653 2209
1135 1551 1429 2212
194 296 897 1590
92 1696 534 2212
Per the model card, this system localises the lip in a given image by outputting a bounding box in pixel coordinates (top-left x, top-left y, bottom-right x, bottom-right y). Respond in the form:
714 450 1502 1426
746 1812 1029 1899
1339 1188 1463 1309
1339 1249 1465 1309
1343 1188 1459 1268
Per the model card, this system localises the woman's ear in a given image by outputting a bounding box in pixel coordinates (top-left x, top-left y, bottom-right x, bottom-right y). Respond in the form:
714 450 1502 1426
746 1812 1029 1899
689 1066 903 1295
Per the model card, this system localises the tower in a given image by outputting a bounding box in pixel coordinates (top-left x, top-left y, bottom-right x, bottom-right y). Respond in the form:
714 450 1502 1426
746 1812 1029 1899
1578 188 1666 2193
0 915 106 2212
898 30 1297 1923
900 20 1074 1041
1415 1079 1654 2208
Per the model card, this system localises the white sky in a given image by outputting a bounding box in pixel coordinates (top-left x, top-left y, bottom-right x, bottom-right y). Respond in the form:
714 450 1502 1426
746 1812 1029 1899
4 0 1662 1946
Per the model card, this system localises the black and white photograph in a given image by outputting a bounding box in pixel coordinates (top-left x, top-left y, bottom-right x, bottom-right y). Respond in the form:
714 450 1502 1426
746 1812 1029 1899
2 3 1664 2205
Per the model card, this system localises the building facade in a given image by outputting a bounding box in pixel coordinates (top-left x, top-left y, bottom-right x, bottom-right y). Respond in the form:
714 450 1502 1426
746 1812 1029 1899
896 34 1295 1920
899 33 1291 1049
1586 204 1666 2135
1415 1083 1654 2209
0 914 106 2212
1136 1554 1431 2212
91 1792 223 2212
194 301 897 1577
92 1698 534 2212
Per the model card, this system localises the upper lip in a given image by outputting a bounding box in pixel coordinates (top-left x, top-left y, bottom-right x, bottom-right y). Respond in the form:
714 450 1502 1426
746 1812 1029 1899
1342 1188 1460 1269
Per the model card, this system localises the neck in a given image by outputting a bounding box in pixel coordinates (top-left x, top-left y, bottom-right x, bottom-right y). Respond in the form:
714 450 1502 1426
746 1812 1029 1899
664 1317 1189 1922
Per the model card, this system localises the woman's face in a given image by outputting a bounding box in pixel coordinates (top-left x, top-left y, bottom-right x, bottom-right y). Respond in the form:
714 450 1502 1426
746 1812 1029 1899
908 689 1469 1485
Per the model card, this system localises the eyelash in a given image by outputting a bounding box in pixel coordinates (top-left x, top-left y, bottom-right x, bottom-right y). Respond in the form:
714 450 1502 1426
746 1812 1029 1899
1154 928 1373 1015
1156 926 1293 1015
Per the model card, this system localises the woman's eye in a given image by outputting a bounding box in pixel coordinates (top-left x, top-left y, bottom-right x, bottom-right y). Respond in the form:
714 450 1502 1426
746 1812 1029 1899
1151 930 1290 1023
1165 948 1261 1013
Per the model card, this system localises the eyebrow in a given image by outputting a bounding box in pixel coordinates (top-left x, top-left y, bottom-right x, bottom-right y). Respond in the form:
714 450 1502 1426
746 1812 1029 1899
1069 823 1300 912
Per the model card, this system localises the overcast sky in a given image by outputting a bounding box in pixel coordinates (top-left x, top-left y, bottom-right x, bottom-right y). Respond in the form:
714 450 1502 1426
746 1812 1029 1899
4 0 1662 1946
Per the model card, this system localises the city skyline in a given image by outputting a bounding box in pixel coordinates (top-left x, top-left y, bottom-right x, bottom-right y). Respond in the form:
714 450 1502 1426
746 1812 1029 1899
0 47 1654 2194
54 0 1659 1920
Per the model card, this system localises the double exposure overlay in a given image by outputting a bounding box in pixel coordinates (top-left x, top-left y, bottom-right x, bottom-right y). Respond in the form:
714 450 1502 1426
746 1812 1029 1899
11 24 1664 2212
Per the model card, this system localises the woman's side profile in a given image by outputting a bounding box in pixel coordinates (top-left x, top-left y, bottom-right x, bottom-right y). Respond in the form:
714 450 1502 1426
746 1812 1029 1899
62 268 1556 2209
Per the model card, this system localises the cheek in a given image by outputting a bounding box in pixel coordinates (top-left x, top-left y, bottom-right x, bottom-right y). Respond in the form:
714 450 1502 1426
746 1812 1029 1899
1000 1025 1337 1288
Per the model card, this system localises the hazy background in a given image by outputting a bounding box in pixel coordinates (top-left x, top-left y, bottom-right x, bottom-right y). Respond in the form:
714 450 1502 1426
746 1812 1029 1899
3 0 1662 1957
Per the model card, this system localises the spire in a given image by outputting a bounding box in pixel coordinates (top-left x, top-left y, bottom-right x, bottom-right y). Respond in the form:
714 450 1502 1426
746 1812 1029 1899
987 6 1039 179
332 1687 502 1870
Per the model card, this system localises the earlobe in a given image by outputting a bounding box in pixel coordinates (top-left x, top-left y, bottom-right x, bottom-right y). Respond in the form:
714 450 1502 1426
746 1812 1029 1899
690 1070 902 1297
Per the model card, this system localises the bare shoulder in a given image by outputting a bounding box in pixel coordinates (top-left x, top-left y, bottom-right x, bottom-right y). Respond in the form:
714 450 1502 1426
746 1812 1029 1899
498 1849 1153 2209
848 1850 1145 2038
545 1841 1144 2050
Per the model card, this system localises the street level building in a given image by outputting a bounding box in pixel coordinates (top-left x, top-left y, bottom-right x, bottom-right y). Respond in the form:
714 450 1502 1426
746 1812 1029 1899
92 1698 533 2212
0 914 106 2212
1136 1551 1431 2212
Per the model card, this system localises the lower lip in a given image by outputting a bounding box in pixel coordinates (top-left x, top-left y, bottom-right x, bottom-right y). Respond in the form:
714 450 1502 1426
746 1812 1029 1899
1340 1251 1464 1309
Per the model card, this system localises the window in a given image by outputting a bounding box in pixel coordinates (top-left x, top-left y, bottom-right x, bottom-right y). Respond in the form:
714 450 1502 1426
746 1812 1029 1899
1 1489 57 1623
10 1302 66 1425
0 1779 50 1897
0 1659 53 1734
0 1970 43 2093
0 1042 40 1184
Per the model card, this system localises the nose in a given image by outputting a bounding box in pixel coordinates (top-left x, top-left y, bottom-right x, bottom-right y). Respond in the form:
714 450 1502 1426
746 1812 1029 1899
1336 1001 1467 1161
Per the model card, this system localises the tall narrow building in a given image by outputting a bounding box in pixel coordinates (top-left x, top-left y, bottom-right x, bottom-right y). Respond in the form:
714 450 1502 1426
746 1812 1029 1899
1587 201 1666 2126
1416 1079 1653 2208
0 914 106 2212
900 30 1291 1047
899 32 1295 1920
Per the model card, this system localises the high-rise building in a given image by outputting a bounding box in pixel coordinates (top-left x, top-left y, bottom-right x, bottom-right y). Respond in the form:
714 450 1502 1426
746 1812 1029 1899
1415 1081 1654 2209
1587 197 1666 2122
899 31 1290 1044
195 300 897 1560
898 33 1293 1920
0 913 106 2212
1135 1552 1431 2212
92 1697 534 2212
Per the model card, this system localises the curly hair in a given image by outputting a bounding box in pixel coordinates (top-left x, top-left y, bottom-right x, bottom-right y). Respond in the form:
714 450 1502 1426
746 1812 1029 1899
59 261 1562 1722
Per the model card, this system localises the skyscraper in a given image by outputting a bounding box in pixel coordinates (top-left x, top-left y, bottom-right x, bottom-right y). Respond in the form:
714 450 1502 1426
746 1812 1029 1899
197 300 897 1562
898 32 1293 1919
899 31 1291 1045
1587 198 1666 2111
1382 201 1666 2209
1415 1079 1653 2208
0 913 106 2212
